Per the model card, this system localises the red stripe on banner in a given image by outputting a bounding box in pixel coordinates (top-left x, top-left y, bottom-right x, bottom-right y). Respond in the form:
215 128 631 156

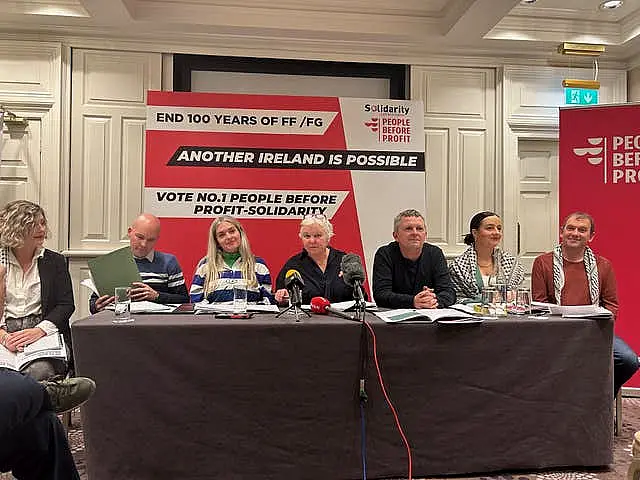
560 105 640 386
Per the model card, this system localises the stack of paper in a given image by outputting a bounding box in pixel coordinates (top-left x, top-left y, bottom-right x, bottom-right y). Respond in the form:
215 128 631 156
105 300 175 313
532 302 612 318
301 300 377 312
194 302 280 314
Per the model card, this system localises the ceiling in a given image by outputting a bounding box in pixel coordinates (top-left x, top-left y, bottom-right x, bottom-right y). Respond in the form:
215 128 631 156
1 0 640 65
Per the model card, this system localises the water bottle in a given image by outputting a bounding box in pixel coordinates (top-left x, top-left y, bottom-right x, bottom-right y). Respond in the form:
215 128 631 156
492 248 507 316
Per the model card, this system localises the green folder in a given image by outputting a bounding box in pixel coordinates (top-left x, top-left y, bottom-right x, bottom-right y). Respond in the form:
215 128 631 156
87 246 142 297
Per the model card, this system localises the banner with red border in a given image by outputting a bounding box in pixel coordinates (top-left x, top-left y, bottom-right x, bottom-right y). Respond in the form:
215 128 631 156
560 104 640 386
144 91 425 297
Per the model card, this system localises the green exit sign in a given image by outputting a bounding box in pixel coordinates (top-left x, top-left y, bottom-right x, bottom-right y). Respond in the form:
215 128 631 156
565 88 599 105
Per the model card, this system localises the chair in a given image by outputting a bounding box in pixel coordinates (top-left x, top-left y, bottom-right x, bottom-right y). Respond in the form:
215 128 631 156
615 389 622 436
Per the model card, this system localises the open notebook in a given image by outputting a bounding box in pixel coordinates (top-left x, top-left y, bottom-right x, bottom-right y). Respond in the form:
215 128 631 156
375 308 481 324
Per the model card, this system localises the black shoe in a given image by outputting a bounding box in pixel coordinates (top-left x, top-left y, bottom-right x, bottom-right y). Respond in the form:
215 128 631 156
41 377 96 414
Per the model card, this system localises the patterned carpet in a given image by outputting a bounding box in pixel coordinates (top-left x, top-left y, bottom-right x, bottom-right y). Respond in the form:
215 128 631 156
3 399 639 479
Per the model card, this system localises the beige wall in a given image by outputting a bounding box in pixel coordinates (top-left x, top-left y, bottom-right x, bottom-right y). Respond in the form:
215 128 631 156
0 38 631 319
628 66 640 102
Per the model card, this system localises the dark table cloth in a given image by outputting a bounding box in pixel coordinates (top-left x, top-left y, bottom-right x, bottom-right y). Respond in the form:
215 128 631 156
72 312 613 480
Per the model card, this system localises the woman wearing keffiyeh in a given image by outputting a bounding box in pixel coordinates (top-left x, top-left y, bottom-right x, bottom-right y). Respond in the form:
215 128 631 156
449 211 524 303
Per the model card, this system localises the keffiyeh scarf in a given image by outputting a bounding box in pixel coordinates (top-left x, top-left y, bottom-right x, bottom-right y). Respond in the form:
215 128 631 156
552 244 599 305
449 246 523 300
0 246 7 267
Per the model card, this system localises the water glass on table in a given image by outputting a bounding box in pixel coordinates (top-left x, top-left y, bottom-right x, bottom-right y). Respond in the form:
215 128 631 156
113 287 133 323
482 285 507 316
514 288 532 315
232 280 248 314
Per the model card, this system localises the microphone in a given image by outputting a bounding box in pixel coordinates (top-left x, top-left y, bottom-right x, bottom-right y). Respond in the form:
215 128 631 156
340 253 366 302
284 269 304 307
310 296 356 321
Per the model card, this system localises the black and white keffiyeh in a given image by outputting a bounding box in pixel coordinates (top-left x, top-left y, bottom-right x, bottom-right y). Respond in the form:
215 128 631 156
0 246 8 267
0 246 7 323
449 246 524 301
552 244 599 305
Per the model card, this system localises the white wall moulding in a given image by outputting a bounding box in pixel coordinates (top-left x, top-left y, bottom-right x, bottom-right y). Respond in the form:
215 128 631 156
504 65 626 126
0 41 61 102
69 48 162 252
0 40 62 251
411 65 496 257
501 64 625 280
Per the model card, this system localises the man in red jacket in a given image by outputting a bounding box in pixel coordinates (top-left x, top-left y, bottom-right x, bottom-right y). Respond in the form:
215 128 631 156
531 211 639 395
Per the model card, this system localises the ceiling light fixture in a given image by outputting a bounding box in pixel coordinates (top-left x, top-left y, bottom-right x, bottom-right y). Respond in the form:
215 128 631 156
520 0 538 4
599 0 624 10
557 42 605 56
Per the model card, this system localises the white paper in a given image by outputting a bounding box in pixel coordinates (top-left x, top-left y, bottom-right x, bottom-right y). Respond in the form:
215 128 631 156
327 300 377 311
449 303 479 314
194 301 279 313
80 278 99 296
130 301 175 313
0 333 67 371
531 302 612 318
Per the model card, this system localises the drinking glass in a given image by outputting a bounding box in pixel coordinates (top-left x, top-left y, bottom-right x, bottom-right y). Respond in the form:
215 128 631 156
481 287 497 307
232 280 248 313
113 287 133 323
515 288 532 315
506 288 518 314
483 285 507 316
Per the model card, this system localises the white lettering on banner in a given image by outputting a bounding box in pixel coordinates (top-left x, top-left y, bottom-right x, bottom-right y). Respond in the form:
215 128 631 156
611 135 640 183
144 188 349 219
147 106 337 135
573 134 640 184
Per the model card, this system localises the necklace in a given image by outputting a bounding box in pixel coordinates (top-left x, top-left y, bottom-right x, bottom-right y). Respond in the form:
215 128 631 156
477 261 492 267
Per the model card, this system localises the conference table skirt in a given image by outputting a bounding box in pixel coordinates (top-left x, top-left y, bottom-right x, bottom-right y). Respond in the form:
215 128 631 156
72 312 613 480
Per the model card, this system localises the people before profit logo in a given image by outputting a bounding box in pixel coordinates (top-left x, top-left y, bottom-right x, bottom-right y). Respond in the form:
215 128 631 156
574 135 640 184
573 137 604 165
611 135 640 183
364 117 379 132
363 115 411 144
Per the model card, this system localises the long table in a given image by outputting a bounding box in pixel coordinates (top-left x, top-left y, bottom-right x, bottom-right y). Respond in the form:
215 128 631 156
72 312 613 480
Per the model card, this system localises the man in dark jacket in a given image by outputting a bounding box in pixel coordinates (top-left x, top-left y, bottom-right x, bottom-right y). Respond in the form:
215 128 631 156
373 209 455 309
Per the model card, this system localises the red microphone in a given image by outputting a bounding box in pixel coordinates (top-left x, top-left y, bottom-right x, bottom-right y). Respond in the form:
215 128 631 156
310 296 330 314
310 297 357 321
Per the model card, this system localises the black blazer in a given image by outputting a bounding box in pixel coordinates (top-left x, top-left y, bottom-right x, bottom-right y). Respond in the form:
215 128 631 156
38 249 75 348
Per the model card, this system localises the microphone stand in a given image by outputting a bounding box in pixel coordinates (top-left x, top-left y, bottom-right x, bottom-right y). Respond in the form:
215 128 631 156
276 288 310 322
353 281 369 479
352 281 367 323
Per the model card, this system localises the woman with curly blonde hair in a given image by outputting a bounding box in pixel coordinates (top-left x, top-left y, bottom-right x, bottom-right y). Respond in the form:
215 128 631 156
0 200 74 380
189 216 275 304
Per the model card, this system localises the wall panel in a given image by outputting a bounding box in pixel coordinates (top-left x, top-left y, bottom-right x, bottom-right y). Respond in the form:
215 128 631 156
411 66 496 256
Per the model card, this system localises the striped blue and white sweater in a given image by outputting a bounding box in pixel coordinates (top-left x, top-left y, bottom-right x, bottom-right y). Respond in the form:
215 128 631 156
189 256 275 304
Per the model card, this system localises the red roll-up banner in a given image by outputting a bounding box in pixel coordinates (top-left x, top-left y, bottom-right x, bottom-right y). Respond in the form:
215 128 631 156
560 104 640 387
